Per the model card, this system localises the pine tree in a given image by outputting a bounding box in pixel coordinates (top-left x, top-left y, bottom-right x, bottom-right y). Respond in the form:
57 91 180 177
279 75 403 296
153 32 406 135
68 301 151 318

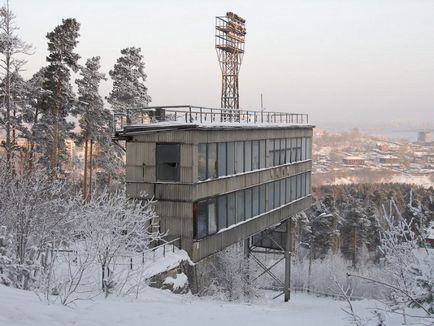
43 18 80 176
107 47 151 124
0 0 32 170
75 56 113 199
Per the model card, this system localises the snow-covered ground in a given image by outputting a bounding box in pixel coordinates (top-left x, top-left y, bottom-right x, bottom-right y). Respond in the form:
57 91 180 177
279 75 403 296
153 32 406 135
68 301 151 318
0 284 425 326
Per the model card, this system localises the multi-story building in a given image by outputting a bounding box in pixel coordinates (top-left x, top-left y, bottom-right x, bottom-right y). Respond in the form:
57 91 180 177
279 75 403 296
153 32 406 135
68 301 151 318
114 106 313 263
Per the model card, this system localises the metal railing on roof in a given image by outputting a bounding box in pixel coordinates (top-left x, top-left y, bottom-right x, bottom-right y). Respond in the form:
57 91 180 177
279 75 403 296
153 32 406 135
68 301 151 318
113 105 309 134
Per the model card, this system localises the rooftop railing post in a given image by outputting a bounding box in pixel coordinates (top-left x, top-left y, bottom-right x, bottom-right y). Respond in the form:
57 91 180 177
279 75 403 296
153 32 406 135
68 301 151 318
200 107 203 123
189 106 192 123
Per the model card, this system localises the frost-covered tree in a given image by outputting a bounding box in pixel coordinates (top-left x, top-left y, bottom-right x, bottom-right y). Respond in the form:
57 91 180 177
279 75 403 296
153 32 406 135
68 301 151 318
0 0 32 169
107 47 151 124
76 190 160 295
42 18 80 176
76 56 108 199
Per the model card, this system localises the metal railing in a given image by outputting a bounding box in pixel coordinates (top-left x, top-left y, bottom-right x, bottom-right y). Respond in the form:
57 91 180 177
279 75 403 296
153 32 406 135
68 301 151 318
113 105 309 134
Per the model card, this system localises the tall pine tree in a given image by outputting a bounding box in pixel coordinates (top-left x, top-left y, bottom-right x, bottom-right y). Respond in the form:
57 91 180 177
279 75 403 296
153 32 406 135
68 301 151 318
107 47 151 124
43 18 80 176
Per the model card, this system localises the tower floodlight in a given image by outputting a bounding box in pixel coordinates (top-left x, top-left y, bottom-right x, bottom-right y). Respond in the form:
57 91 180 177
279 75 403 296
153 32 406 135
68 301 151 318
215 12 246 113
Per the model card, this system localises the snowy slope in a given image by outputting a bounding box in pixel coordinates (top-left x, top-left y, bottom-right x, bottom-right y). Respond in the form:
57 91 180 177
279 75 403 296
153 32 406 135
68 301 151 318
0 285 426 326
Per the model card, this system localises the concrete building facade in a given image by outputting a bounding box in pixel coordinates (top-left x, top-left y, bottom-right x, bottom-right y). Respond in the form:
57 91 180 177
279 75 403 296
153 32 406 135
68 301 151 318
116 107 313 262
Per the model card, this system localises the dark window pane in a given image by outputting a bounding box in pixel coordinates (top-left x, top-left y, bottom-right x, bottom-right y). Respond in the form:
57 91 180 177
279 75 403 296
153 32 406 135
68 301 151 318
259 184 266 213
297 174 302 198
252 186 259 216
156 144 180 182
218 143 227 177
280 179 286 205
208 198 217 234
302 173 306 197
297 138 302 161
291 138 297 163
252 140 259 170
207 143 217 179
217 195 227 230
194 200 208 239
266 182 274 211
274 139 280 166
291 176 296 201
236 190 245 223
235 141 244 174
301 138 306 161
245 188 252 219
280 139 286 164
307 173 311 194
245 141 252 172
274 181 280 208
285 177 291 203
227 193 236 226
260 140 266 169
286 138 291 164
198 143 206 181
227 142 235 175
268 139 274 167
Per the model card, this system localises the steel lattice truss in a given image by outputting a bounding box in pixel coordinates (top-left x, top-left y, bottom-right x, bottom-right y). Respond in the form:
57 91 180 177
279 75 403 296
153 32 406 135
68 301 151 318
215 12 246 112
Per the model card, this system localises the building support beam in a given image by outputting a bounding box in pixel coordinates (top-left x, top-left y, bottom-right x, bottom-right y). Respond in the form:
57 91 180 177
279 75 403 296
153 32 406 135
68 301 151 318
284 218 292 302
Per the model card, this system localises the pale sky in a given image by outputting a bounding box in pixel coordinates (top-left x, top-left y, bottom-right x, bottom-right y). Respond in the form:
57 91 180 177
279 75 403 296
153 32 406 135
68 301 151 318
10 0 434 129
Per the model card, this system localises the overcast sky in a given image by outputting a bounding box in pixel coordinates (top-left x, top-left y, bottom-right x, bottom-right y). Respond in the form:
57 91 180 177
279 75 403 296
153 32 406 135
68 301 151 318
10 0 434 129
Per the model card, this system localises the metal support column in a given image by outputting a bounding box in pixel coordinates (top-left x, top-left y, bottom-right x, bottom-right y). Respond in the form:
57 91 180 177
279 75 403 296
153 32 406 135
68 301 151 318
284 219 292 302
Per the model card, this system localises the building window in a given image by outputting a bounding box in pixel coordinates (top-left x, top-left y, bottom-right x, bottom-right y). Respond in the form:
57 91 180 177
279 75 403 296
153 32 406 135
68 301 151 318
217 195 227 230
252 186 259 216
301 138 306 161
227 192 236 226
235 141 244 174
236 190 245 223
266 182 274 211
260 140 266 168
252 140 259 170
227 142 235 175
274 181 280 208
286 138 291 164
207 143 217 179
280 139 286 165
245 141 252 172
198 143 207 181
194 200 208 239
208 198 217 235
245 188 252 219
156 143 180 182
218 143 227 177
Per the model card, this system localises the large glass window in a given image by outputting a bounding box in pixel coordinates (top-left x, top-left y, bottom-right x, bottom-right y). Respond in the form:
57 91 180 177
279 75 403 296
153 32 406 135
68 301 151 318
235 141 244 174
227 193 236 226
198 143 207 181
227 142 235 175
259 184 266 214
266 182 274 211
297 138 302 161
285 177 291 203
252 140 259 170
297 174 302 198
291 138 297 163
207 143 217 179
208 199 217 235
268 140 274 167
236 190 245 223
245 141 252 172
274 181 280 208
280 179 286 205
252 186 259 216
217 143 227 177
245 188 252 219
301 138 306 161
274 139 280 166
156 143 180 182
291 176 296 201
217 195 227 230
260 140 266 169
195 200 208 239
286 138 291 164
280 139 286 165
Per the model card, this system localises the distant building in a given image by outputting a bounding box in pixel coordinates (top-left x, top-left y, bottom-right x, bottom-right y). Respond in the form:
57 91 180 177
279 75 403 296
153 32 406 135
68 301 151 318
343 156 365 166
417 131 432 144
376 143 389 152
379 155 399 166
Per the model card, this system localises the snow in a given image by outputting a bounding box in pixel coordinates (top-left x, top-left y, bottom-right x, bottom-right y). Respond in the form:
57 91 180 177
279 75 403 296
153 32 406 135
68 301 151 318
163 272 188 290
0 284 428 326
140 247 193 279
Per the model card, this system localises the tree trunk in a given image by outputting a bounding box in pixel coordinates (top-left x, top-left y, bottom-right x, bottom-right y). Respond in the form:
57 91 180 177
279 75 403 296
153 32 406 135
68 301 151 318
50 79 62 177
83 139 88 201
89 140 93 200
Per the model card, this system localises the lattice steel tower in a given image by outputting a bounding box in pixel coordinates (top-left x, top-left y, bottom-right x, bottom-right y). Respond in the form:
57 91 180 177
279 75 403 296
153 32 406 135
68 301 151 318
215 12 246 110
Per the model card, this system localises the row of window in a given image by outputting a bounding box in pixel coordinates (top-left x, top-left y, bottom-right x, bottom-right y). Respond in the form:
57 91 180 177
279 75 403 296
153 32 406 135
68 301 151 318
193 172 311 240
198 137 312 181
